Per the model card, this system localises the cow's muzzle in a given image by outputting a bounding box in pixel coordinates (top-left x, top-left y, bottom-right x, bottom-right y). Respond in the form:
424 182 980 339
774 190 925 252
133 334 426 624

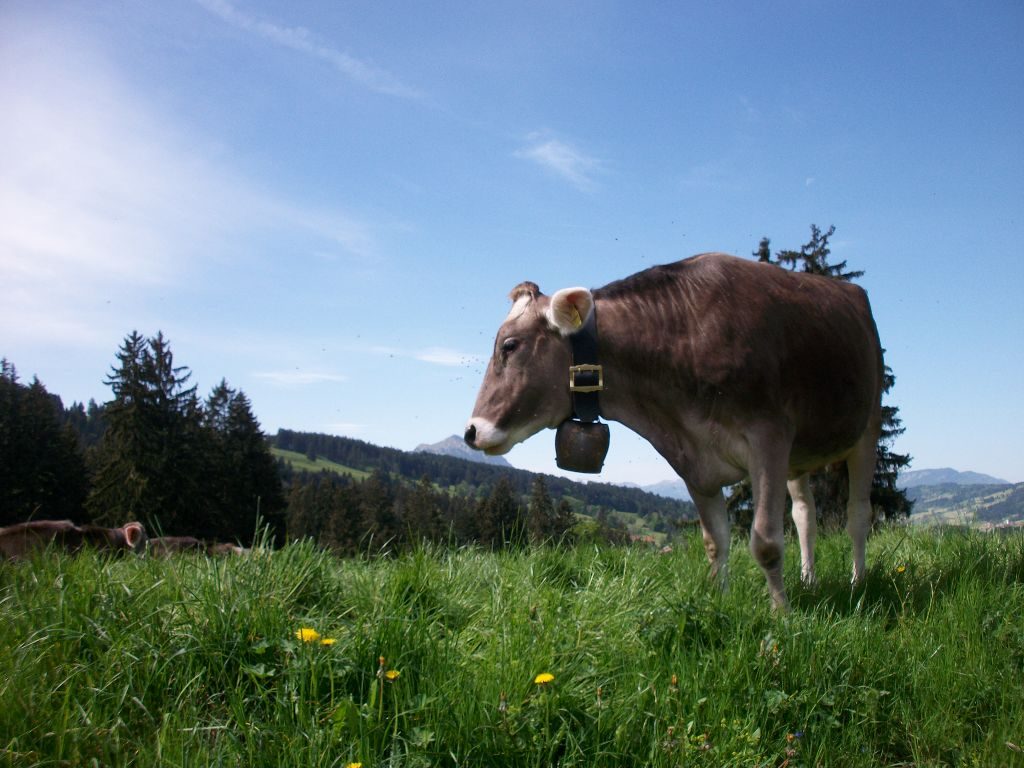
463 418 511 454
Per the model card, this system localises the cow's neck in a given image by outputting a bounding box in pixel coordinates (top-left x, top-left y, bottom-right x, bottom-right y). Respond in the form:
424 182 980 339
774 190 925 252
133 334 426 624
589 295 692 472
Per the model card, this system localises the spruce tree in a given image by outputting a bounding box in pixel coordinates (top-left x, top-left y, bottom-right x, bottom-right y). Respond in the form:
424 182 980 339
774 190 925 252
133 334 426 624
527 475 556 544
0 361 88 524
405 475 443 543
87 332 204 532
478 476 525 550
202 380 285 542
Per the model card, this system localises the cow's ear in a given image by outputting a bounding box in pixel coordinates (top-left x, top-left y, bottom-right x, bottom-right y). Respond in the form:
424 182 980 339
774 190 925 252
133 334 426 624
123 522 147 551
547 287 594 335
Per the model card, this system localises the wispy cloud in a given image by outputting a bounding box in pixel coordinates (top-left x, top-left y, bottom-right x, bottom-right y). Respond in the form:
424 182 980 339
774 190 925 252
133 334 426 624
366 345 480 367
414 347 479 367
253 371 350 387
515 134 603 191
0 26 378 347
195 0 423 100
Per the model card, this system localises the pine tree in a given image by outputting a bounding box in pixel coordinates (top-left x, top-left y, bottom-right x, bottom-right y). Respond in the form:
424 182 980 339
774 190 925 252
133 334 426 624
87 332 204 532
201 380 285 543
359 469 400 553
527 475 556 544
0 361 88 524
774 224 864 282
405 475 443 543
478 476 525 550
553 499 578 543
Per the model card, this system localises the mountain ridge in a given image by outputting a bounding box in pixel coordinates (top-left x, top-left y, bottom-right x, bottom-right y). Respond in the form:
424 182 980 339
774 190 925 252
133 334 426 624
899 467 1010 488
414 434 512 468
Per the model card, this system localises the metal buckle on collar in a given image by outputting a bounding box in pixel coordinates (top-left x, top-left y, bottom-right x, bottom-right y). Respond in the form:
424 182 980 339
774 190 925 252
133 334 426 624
569 364 603 393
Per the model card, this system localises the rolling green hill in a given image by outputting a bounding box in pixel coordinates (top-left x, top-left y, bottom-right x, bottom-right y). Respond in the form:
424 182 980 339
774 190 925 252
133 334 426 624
270 429 696 539
271 447 370 481
907 482 1024 527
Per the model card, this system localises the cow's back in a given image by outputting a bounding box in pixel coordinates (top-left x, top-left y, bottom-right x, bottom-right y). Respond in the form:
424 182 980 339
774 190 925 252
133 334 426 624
0 520 81 559
597 253 883 463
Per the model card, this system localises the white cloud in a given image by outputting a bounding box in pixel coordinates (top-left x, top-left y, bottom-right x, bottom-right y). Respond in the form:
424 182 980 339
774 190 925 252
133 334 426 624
515 135 603 191
194 0 423 100
414 347 479 367
0 26 377 347
253 371 349 387
365 344 479 367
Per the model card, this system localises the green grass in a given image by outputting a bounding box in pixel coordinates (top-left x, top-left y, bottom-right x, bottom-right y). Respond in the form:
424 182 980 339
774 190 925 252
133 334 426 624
2 528 1022 767
272 448 371 480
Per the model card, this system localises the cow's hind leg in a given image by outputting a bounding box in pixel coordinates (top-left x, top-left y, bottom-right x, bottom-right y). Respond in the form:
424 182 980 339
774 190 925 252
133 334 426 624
687 485 731 592
749 438 792 611
846 426 879 584
787 474 817 585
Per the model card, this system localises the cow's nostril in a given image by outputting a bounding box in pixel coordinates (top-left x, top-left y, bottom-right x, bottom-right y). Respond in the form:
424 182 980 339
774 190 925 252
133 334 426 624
464 424 477 447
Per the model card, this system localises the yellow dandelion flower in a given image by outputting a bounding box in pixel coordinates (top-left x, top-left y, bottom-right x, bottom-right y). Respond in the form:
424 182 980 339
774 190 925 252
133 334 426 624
320 637 337 646
534 672 555 685
896 564 906 573
295 627 321 643
384 669 400 681
345 763 362 768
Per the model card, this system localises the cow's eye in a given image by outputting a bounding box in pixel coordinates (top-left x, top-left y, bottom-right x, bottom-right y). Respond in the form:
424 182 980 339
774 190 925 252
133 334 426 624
501 337 519 355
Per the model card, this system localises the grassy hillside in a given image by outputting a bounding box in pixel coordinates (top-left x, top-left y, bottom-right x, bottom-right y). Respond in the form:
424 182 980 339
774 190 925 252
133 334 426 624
272 447 370 481
908 482 1024 527
2 528 1022 766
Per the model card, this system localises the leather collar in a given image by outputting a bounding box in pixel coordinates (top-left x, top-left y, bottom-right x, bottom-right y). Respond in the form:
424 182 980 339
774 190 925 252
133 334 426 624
568 307 603 422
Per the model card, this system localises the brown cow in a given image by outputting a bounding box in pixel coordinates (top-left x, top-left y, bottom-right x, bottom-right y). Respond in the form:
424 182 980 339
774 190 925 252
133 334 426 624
147 536 206 557
205 542 248 556
147 537 247 557
465 253 883 610
0 519 149 560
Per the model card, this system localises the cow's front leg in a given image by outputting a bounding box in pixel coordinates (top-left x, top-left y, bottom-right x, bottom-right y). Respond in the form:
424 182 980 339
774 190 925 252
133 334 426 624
787 474 817 585
749 447 791 611
687 485 731 592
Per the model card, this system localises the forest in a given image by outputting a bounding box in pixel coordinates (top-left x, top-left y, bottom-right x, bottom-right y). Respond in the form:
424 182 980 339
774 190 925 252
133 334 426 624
0 338 684 553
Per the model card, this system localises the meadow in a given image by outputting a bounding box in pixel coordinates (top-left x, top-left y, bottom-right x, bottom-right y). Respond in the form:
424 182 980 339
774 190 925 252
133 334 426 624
1 527 1022 767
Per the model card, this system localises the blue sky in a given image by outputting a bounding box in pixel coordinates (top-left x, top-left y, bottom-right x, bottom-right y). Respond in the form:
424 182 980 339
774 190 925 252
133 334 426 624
2 0 1022 485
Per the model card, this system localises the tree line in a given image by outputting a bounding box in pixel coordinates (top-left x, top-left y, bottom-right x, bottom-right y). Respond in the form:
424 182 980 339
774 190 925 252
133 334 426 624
1 332 285 543
1 335 642 553
272 429 695 531
284 470 620 557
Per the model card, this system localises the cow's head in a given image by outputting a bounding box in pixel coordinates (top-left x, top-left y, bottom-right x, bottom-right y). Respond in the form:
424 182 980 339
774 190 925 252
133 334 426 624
119 521 148 554
464 280 594 455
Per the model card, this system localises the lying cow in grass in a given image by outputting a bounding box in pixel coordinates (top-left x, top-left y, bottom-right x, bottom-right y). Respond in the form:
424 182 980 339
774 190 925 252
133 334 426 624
147 536 247 557
465 252 883 610
0 519 148 560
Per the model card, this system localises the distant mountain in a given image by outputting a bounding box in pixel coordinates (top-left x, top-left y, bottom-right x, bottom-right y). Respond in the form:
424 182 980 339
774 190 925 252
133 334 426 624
640 479 691 502
415 435 513 468
899 468 1010 489
908 482 1024 527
